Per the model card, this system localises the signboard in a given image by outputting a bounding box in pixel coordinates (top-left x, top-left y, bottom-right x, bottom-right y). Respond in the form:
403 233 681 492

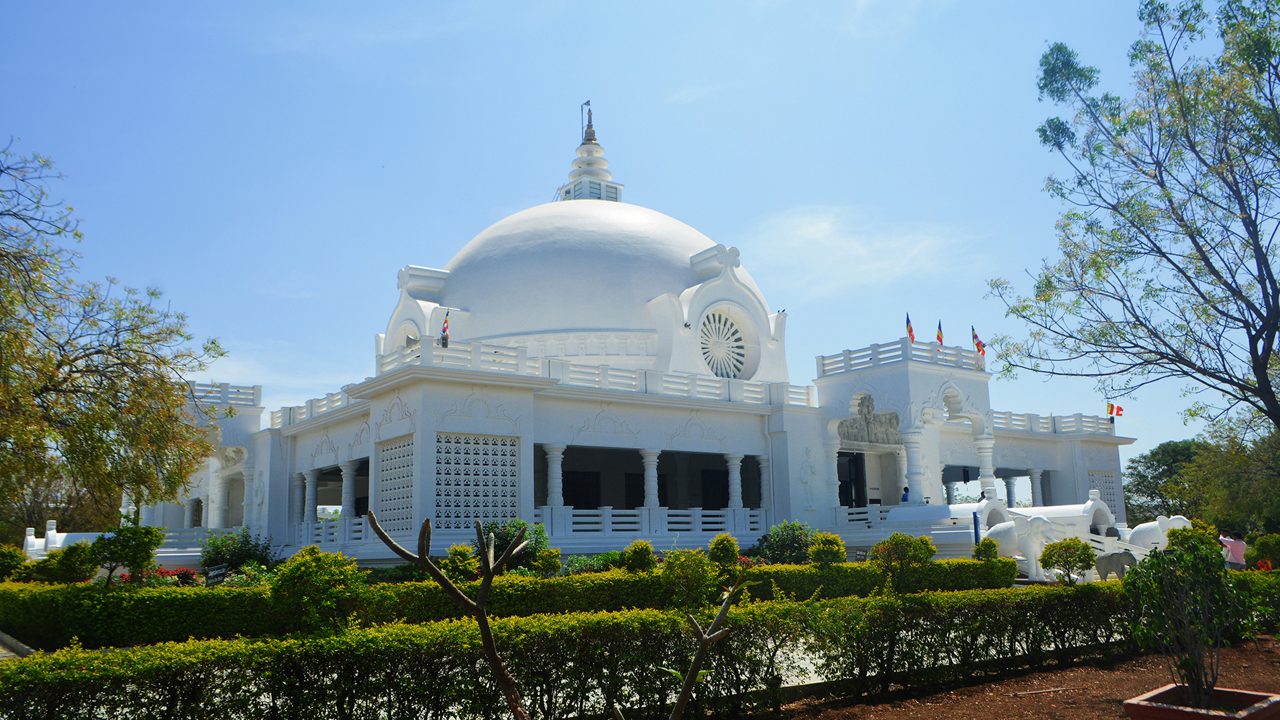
204 564 229 587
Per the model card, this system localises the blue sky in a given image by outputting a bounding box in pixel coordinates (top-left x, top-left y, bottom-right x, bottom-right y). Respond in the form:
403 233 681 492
5 2 1195 472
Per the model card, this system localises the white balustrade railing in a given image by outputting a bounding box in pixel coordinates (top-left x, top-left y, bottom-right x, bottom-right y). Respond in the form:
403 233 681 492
188 382 262 408
293 517 368 546
161 527 240 548
818 338 985 377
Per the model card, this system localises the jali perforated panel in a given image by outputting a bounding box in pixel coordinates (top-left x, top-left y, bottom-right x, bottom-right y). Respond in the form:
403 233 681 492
434 433 519 529
376 436 415 533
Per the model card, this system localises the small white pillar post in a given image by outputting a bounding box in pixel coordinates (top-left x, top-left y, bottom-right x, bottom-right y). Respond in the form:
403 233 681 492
640 449 661 508
1029 468 1044 507
756 454 770 516
303 469 319 524
901 432 925 505
725 453 744 509
208 474 225 529
975 436 997 495
339 460 359 519
544 445 566 508
291 472 305 524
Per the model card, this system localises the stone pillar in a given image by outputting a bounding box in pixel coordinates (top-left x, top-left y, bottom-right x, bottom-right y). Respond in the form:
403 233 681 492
240 465 254 528
825 440 841 509
975 436 997 495
725 453 744 509
291 472 305 524
756 454 770 512
303 470 319 524
1029 469 1044 507
640 449 661 508
208 474 225 529
183 500 194 529
945 481 956 505
901 432 925 505
339 460 359 519
544 445 566 507
1004 477 1017 507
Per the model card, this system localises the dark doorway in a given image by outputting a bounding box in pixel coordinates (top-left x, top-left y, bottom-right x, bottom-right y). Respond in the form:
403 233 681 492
837 452 868 507
700 469 729 509
563 471 601 508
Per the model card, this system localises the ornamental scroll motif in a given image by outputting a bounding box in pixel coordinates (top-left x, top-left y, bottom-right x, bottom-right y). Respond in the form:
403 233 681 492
433 432 519 530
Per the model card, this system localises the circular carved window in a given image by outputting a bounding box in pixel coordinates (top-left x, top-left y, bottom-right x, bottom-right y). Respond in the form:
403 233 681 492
700 311 748 379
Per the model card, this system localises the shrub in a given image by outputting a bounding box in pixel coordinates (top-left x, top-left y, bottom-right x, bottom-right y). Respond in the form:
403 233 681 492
1125 527 1253 708
366 563 430 584
564 551 623 575
222 560 277 587
661 549 715 608
475 519 549 572
1039 538 1095 585
972 537 999 561
269 546 366 633
707 534 740 571
620 540 657 573
1245 533 1280 569
438 544 480 583
0 545 25 581
808 532 846 566
533 548 562 577
869 533 936 572
755 521 813 564
91 519 164 586
201 527 276 573
14 543 99 583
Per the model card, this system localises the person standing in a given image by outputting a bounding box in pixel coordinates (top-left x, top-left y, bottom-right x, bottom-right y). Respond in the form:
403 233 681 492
1219 531 1247 571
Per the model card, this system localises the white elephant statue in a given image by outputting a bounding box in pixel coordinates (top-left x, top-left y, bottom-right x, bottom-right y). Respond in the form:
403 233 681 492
1124 515 1191 551
984 515 1056 581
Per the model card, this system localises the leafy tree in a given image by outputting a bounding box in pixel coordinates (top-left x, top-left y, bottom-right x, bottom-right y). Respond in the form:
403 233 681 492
990 0 1280 434
1179 427 1280 533
0 143 223 544
91 518 164 586
1039 537 1096 586
270 546 367 634
0 544 26 580
1124 439 1208 524
706 533 740 572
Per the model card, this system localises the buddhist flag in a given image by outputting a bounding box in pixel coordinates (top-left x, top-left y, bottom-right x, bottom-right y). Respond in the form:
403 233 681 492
906 313 916 343
440 311 450 348
971 326 986 356
936 321 944 351
1107 402 1124 417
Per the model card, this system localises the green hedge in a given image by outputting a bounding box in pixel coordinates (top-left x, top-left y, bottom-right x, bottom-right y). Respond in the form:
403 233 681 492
0 559 1016 650
0 584 1129 720
0 583 278 650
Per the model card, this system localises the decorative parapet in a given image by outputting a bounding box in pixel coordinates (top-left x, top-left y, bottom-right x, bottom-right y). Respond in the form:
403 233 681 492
817 337 985 378
990 410 1115 436
271 341 817 429
188 382 262 408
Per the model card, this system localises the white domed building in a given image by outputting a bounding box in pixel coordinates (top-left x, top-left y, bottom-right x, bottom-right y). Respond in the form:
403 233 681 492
31 115 1158 570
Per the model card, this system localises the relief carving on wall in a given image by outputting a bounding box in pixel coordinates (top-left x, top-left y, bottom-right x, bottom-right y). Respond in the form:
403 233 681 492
218 445 247 469
437 388 519 429
571 403 639 444
375 391 418 440
347 420 371 459
310 431 338 466
837 395 901 446
667 410 726 451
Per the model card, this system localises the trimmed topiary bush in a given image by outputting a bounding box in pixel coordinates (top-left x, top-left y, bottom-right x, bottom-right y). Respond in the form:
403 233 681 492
1039 538 1095 585
972 537 999 561
808 532 846 565
533 547 562 577
620 540 657 573
269 546 366 633
707 533 740 571
755 521 813 564
661 549 715 608
439 544 479 583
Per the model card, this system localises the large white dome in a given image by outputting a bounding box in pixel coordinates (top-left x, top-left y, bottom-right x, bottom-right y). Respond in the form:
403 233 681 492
442 200 766 340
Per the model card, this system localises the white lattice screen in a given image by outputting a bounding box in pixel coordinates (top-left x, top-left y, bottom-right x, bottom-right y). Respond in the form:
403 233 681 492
377 436 416 533
1088 470 1122 517
434 433 519 529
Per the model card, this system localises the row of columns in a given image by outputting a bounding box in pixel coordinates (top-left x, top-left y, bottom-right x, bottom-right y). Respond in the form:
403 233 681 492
292 460 361 524
941 467 1046 507
542 445 763 510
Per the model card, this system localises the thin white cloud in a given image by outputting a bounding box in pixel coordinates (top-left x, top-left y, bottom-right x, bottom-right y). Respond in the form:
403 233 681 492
740 205 980 303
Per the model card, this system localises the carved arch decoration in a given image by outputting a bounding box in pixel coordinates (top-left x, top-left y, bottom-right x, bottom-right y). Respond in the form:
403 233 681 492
436 388 519 430
375 391 417 441
917 380 987 437
570 403 639 445
666 410 727 451
310 431 339 466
